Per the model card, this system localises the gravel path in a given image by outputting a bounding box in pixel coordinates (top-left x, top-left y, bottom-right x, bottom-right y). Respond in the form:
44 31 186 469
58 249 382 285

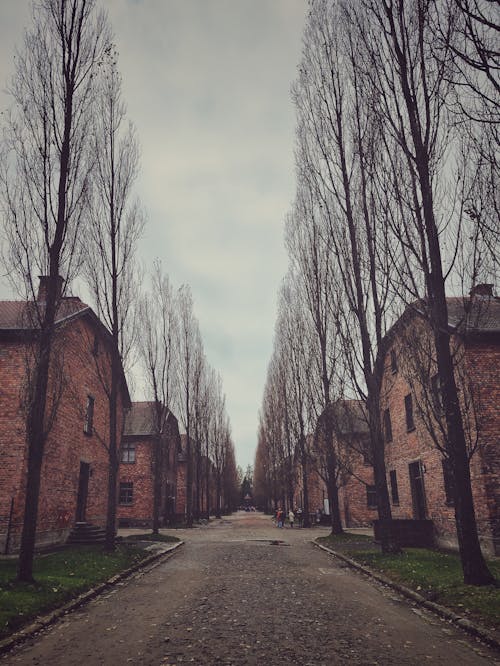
3 512 498 665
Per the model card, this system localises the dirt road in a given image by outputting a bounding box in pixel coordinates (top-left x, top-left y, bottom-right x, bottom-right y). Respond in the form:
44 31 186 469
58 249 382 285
3 512 498 665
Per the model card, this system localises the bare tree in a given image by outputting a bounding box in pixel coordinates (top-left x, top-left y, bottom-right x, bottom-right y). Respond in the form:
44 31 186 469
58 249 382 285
222 435 240 513
293 0 401 551
357 0 496 584
253 420 274 513
201 364 218 519
0 0 110 581
286 181 344 534
139 263 176 534
191 340 207 519
175 285 201 528
275 275 315 527
85 47 143 550
259 350 296 512
209 373 227 519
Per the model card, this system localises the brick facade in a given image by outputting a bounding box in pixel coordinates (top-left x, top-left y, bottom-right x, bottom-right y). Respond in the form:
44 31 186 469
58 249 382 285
118 403 180 528
377 295 500 554
301 292 499 552
294 403 377 528
0 294 129 552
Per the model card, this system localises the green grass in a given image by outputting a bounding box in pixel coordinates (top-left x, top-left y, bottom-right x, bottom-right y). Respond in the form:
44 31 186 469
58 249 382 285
319 532 373 544
122 532 180 543
0 544 148 640
319 535 500 629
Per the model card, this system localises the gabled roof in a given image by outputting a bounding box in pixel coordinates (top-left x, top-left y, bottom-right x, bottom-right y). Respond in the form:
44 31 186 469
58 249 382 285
124 402 177 437
0 297 88 330
319 400 369 437
384 292 500 350
0 294 131 407
445 296 500 334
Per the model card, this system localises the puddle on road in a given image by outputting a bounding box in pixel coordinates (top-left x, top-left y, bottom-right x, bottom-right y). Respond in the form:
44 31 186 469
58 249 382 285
247 539 291 546
226 538 291 546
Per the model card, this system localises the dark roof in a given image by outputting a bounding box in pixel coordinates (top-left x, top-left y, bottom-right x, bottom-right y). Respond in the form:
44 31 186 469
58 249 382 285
384 293 500 350
0 294 131 407
319 400 369 436
445 296 500 334
124 402 176 437
0 297 88 330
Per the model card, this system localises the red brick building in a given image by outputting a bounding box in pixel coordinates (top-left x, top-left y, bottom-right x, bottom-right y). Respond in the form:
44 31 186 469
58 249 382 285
0 280 130 552
294 403 376 527
378 286 500 554
118 402 180 527
333 401 376 528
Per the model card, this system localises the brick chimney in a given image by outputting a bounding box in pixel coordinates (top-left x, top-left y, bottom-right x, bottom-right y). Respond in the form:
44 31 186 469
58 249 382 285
37 275 64 302
470 283 494 298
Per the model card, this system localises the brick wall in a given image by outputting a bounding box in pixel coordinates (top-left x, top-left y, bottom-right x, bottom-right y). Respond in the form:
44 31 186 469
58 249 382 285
117 429 179 527
0 314 127 552
377 317 499 554
467 340 500 553
0 341 28 552
338 456 376 527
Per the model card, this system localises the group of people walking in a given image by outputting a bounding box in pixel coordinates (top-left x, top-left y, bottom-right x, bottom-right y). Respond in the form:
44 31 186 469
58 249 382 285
274 507 302 528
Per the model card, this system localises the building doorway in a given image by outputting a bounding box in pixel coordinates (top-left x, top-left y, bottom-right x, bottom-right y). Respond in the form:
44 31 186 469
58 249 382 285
76 462 90 522
408 461 426 520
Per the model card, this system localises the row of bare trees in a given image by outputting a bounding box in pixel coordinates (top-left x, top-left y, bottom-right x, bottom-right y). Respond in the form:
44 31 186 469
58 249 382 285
0 0 238 582
139 266 239 529
255 0 498 585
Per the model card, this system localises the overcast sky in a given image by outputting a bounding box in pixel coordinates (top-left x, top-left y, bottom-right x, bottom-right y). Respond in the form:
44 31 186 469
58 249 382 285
0 0 306 471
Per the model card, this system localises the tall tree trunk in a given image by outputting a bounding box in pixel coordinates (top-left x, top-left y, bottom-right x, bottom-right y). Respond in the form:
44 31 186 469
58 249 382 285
105 347 119 551
205 437 210 519
323 412 343 535
433 314 494 584
186 427 193 528
152 432 163 535
301 444 311 528
216 474 222 518
17 320 54 581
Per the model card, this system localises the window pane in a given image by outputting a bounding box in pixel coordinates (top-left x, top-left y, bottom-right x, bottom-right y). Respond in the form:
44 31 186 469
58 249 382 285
122 442 136 463
390 350 397 373
119 482 133 504
389 470 399 504
405 394 415 431
366 485 377 508
384 409 392 442
84 396 94 435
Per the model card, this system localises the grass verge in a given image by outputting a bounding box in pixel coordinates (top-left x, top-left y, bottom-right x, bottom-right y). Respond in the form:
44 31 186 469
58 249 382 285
0 544 149 640
122 533 180 543
318 535 500 629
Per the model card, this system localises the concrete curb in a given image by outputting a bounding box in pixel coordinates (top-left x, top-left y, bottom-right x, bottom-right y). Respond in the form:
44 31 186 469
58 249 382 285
0 540 184 657
313 541 500 652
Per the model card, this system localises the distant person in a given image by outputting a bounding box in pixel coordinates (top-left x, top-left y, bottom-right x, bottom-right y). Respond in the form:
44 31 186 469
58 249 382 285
296 507 303 527
288 508 295 528
316 508 322 525
277 507 284 528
